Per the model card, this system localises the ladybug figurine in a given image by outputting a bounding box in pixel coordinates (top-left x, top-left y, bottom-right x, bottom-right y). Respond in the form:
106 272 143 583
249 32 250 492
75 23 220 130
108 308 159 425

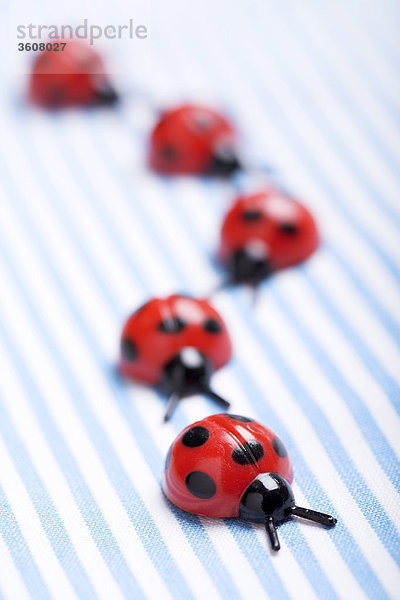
148 104 241 177
218 189 320 288
163 414 336 551
29 40 118 109
119 295 233 421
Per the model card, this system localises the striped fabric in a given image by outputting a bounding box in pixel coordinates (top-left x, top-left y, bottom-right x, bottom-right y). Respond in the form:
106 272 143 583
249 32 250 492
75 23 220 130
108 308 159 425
1 0 399 598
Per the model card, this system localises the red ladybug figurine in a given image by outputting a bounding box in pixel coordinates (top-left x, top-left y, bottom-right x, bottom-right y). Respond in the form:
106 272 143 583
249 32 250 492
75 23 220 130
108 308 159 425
163 414 336 551
29 40 118 108
119 295 233 421
218 189 320 287
148 104 240 176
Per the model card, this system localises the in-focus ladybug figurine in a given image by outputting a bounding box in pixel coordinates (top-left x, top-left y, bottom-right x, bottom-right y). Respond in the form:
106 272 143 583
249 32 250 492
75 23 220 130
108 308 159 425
29 40 119 109
148 104 241 177
218 189 320 288
119 295 233 421
163 414 336 551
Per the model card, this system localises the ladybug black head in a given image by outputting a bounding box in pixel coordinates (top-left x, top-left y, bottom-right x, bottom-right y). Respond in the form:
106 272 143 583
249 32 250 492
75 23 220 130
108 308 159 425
160 347 230 422
240 473 295 524
94 82 119 106
240 473 336 551
160 347 213 399
208 144 241 177
228 243 272 286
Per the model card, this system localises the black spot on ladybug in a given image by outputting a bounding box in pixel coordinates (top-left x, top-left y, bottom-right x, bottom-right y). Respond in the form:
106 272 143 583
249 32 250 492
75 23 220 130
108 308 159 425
121 338 137 361
226 414 253 423
182 426 210 448
232 441 264 465
96 84 119 106
185 471 216 499
161 146 178 161
204 319 222 333
165 444 172 470
279 223 298 235
158 317 186 333
242 210 263 222
272 437 287 458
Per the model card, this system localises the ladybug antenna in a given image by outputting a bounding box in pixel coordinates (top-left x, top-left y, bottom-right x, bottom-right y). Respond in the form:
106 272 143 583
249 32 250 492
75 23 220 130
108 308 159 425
264 508 336 552
289 506 337 527
265 518 280 552
164 392 181 422
196 382 230 410
249 284 260 307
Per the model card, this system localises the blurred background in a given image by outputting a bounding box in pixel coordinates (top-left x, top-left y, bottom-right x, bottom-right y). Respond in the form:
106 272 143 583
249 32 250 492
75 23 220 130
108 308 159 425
0 0 400 599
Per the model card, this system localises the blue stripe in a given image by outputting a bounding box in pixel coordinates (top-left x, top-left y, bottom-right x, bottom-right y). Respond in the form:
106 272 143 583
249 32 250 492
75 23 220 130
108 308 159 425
0 399 98 600
0 487 51 600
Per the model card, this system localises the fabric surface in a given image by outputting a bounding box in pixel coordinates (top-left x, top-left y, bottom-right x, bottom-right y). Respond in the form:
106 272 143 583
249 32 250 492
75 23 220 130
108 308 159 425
0 0 399 598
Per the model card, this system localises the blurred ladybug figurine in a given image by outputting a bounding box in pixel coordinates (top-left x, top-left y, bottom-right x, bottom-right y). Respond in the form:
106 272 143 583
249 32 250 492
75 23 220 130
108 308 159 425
119 295 233 421
29 40 119 109
218 189 320 288
148 104 241 177
163 414 336 551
